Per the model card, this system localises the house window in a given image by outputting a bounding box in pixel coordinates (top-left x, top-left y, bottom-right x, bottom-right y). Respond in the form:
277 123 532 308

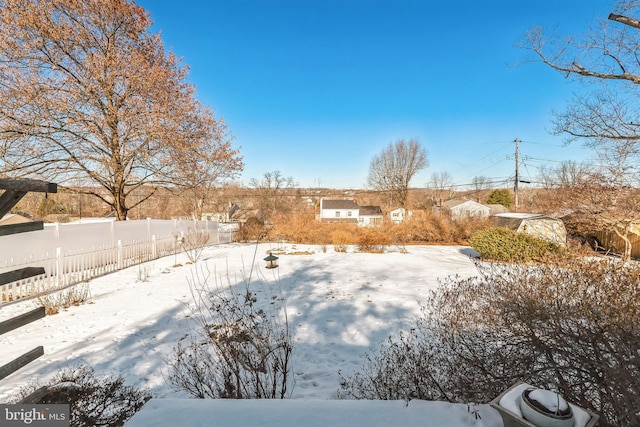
335 211 340 217
347 211 352 217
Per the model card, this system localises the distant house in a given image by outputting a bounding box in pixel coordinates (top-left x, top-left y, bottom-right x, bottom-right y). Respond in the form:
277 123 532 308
201 212 226 222
388 207 412 224
318 199 359 224
441 199 490 220
492 213 567 246
317 199 383 226
202 203 241 223
358 205 383 227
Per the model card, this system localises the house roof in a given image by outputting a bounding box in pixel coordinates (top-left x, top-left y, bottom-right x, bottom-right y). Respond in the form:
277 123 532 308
494 213 544 219
321 199 359 210
442 199 487 209
359 205 383 216
492 213 561 230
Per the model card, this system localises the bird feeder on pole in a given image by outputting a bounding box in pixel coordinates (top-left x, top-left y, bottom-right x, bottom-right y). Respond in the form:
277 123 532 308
264 253 279 269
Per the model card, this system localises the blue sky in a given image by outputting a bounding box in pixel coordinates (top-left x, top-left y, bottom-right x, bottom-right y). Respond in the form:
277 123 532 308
137 0 613 189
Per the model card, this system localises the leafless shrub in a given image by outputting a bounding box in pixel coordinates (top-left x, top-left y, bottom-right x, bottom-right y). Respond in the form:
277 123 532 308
180 226 211 263
168 264 293 399
37 283 91 315
235 217 266 243
267 209 490 247
339 257 640 427
15 364 150 427
357 227 390 253
331 228 355 252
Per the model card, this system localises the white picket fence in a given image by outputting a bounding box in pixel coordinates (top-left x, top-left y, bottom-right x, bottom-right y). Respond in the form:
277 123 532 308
0 219 235 305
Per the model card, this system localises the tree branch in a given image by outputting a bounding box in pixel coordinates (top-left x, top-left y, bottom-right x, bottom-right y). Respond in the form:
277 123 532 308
608 13 640 30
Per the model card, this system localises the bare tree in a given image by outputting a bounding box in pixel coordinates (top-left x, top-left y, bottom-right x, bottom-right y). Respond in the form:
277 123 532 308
572 142 640 260
521 1 640 259
367 138 428 209
538 160 591 189
536 148 640 260
520 1 640 146
428 171 455 207
471 175 489 192
249 170 297 220
0 0 243 220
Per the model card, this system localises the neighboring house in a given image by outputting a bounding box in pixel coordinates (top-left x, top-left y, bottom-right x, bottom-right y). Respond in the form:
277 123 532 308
201 212 225 222
442 199 490 220
388 207 412 224
202 203 241 223
492 213 567 246
318 199 359 224
358 205 384 227
317 199 383 226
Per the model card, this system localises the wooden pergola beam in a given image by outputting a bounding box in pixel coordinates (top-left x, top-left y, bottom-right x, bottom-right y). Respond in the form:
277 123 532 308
0 267 46 286
0 178 57 194
0 178 57 218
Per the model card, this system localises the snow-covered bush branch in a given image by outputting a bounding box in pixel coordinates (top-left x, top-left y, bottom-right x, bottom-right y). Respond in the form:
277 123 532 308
169 263 293 399
15 364 150 427
179 227 211 263
339 257 640 427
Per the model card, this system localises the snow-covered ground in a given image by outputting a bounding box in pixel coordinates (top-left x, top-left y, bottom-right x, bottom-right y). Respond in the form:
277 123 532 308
0 243 510 426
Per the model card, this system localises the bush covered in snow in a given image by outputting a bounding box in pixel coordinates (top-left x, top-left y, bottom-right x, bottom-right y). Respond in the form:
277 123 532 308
339 256 640 427
16 364 150 427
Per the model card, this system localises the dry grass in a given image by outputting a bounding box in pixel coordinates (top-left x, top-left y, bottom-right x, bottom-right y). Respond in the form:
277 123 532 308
267 210 490 249
37 283 91 315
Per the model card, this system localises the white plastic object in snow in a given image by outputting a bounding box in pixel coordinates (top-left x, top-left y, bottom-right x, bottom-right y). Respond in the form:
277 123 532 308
520 388 575 427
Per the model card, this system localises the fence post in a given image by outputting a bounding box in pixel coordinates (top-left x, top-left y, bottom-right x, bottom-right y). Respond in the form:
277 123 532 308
117 240 123 270
152 235 157 259
55 247 62 287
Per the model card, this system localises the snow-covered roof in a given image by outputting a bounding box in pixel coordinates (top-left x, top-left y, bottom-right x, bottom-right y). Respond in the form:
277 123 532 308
493 213 544 219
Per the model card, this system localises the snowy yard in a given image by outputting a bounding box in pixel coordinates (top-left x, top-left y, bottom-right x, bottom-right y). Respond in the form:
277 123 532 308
0 243 510 426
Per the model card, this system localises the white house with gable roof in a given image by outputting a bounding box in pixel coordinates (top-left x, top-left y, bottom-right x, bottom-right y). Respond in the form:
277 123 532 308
317 199 383 226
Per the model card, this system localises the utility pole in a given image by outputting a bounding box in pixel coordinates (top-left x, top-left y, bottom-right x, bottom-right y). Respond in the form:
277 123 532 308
514 138 520 210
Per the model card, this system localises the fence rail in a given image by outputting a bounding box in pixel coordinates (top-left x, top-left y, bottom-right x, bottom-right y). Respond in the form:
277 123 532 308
0 222 234 305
